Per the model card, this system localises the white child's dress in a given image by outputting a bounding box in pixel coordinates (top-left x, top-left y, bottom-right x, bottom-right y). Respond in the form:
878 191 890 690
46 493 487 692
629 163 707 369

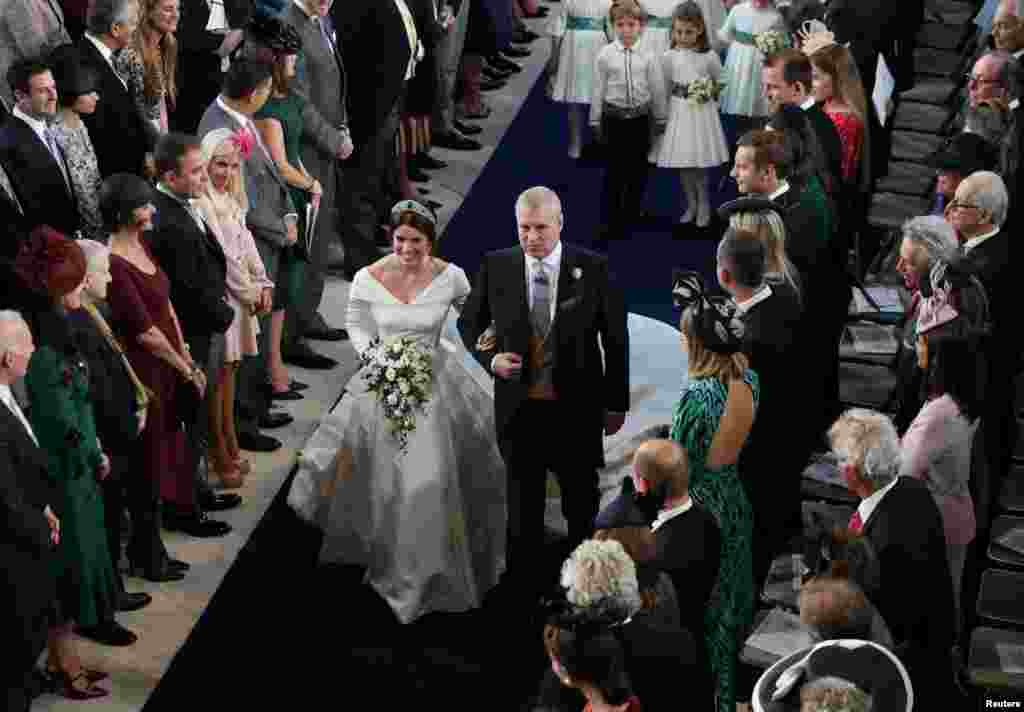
547 0 613 103
717 1 788 117
657 48 730 168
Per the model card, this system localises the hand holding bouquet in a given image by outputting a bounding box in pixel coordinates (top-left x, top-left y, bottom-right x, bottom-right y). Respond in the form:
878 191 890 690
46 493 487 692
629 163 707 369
359 336 434 453
687 76 724 105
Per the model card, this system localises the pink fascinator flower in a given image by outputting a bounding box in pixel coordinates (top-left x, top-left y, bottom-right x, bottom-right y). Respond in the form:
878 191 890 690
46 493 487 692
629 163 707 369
916 285 959 335
230 127 256 160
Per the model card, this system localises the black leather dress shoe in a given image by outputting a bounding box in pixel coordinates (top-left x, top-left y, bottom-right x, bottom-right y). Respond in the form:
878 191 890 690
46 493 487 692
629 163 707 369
127 560 186 582
512 29 539 43
117 592 152 612
259 411 294 429
164 511 232 538
525 7 549 17
502 45 532 58
483 64 514 81
452 119 482 135
408 166 431 182
480 78 506 92
238 431 281 452
413 152 448 170
487 55 522 73
433 131 481 150
289 379 309 391
271 388 303 401
282 348 338 369
166 557 190 571
200 492 242 511
76 621 138 646
305 326 349 341
423 198 442 210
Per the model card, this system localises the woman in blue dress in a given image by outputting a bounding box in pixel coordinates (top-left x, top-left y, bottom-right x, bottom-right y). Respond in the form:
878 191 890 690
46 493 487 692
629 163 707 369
669 271 758 712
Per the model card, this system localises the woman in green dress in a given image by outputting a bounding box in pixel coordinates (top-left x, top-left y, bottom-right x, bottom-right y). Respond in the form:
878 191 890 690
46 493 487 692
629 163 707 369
669 271 758 712
15 228 136 697
252 17 323 398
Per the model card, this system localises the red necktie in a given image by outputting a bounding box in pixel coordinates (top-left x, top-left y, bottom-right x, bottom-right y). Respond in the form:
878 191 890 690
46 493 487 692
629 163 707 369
848 511 864 533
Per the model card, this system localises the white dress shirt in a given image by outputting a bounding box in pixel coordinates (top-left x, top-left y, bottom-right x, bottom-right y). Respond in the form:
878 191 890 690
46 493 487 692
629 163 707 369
84 32 128 90
856 476 900 530
590 40 668 125
962 226 1000 254
1 383 38 446
651 497 694 532
525 240 562 324
205 0 229 31
768 180 791 201
800 96 816 110
394 0 423 80
733 283 773 316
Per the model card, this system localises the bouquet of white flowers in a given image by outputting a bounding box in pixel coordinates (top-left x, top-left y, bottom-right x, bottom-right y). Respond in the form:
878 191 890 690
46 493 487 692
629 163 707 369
754 29 788 55
359 336 434 453
686 76 725 105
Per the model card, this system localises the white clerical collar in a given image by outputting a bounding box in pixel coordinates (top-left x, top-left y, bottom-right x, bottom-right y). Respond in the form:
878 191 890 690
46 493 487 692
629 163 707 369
216 96 251 129
856 477 900 529
85 32 116 65
529 240 562 271
1012 98 1021 111
734 283 773 315
651 497 694 531
12 106 49 142
962 226 1000 253
769 181 791 200
1015 48 1024 60
800 96 816 110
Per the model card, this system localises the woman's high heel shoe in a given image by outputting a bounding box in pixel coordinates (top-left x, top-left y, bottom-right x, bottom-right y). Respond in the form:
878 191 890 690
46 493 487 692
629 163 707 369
127 560 186 583
55 670 109 700
47 666 108 683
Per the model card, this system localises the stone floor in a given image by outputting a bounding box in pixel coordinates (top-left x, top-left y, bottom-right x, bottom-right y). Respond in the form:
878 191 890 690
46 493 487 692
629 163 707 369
31 11 553 712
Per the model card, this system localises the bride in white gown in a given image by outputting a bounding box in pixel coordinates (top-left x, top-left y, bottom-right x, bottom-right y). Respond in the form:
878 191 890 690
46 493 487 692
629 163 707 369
288 201 506 624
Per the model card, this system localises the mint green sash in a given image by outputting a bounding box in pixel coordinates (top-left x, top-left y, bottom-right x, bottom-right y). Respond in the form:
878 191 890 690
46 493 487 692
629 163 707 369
566 15 606 31
733 30 756 45
646 15 672 28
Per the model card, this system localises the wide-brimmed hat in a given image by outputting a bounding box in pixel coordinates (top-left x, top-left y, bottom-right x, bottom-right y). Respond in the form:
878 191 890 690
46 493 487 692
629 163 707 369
926 132 998 175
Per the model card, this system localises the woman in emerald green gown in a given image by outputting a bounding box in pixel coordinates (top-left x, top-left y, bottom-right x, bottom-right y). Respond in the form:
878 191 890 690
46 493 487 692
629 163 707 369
669 271 758 712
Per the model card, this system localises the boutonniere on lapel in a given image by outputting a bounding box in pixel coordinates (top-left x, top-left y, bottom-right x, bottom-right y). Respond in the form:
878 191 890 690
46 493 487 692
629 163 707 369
572 267 583 281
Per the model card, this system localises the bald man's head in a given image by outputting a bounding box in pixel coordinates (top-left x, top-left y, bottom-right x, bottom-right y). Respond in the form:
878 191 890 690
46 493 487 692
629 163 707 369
633 438 689 497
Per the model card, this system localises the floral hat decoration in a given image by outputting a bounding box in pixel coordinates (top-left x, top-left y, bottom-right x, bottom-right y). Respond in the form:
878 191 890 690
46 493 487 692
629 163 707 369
916 258 991 335
671 270 745 354
797 19 847 56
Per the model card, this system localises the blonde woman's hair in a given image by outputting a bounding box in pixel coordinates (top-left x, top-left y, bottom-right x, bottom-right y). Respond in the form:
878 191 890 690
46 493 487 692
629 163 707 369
680 307 749 383
77 239 111 273
729 211 801 300
809 43 868 123
135 0 178 108
198 128 249 222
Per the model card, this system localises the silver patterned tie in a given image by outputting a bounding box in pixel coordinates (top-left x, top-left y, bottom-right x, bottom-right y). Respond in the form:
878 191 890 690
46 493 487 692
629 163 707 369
531 263 551 338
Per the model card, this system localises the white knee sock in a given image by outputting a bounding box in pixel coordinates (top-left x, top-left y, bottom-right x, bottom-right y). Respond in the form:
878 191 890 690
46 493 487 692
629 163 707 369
567 106 583 158
695 171 711 227
680 171 696 223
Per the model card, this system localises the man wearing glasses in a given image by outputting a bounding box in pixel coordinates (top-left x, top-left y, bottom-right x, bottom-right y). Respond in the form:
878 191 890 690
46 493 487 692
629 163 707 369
959 50 1019 143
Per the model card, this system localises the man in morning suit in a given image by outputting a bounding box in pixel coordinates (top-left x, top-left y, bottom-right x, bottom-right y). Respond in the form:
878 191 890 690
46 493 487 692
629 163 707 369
829 408 959 709
458 186 630 604
761 48 843 198
276 0 354 346
150 132 236 538
0 311 59 712
715 220 807 595
331 0 417 279
0 58 80 237
79 0 156 178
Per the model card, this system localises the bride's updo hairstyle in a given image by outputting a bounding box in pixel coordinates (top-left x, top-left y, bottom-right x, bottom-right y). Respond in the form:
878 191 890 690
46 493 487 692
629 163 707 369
390 199 439 254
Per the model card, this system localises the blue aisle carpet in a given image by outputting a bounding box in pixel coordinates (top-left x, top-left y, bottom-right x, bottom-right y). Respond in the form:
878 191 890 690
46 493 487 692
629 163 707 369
142 73 745 711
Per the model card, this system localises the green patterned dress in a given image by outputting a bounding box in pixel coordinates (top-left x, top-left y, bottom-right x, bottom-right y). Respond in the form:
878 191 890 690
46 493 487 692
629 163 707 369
670 369 758 712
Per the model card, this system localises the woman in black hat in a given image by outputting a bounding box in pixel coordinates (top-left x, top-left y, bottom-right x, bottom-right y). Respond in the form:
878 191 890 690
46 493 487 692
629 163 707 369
49 47 105 241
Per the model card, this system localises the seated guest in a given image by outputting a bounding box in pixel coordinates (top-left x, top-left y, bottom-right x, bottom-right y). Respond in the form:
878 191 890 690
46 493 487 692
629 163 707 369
149 133 236 536
721 198 801 299
959 50 1018 143
0 58 81 237
903 259 988 634
79 0 158 178
101 172 205 580
68 239 153 614
827 408 958 708
0 310 65 710
715 226 808 596
798 576 894 649
48 49 105 242
924 132 998 216
16 228 135 651
670 270 756 712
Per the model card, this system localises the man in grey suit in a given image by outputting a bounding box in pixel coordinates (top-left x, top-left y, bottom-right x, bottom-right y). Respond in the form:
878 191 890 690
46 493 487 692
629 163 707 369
276 0 354 348
197 58 305 450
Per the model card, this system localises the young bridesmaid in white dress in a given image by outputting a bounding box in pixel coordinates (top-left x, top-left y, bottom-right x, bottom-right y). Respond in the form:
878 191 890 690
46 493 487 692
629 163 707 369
546 0 614 158
718 0 788 119
657 1 729 226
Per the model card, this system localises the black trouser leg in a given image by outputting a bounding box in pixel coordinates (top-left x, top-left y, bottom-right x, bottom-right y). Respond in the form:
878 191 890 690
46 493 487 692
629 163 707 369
599 114 650 236
101 466 127 594
124 455 165 571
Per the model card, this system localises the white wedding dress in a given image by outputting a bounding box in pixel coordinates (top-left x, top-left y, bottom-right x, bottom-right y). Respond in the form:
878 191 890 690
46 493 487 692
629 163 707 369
288 264 507 624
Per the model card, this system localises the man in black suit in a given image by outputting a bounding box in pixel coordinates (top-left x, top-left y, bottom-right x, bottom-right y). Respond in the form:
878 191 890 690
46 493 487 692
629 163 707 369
458 186 630 605
0 160 28 257
79 0 156 178
949 171 1017 514
150 132 236 538
0 311 59 712
828 408 958 709
0 58 80 237
762 48 843 198
715 222 807 595
331 0 415 279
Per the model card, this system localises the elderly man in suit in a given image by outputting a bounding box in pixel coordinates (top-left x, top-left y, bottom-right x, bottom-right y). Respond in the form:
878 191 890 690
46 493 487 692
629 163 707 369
79 0 156 178
331 0 417 280
0 0 71 109
0 58 80 238
458 186 629 612
0 311 59 712
828 408 960 708
276 0 353 346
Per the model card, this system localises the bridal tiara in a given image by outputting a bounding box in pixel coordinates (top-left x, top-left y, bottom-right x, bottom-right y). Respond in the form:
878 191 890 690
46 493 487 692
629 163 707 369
798 19 847 56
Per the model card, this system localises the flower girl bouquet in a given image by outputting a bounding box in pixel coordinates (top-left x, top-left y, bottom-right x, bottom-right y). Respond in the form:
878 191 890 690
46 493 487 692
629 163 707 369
359 336 434 453
687 76 725 105
754 28 788 55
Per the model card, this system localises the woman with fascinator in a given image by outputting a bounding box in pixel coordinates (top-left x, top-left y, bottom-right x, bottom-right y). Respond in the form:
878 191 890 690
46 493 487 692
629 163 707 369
668 270 758 712
287 199 506 624
900 257 988 636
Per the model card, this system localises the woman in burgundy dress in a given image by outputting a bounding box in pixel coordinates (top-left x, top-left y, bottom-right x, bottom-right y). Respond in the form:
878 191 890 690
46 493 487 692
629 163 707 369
100 174 206 583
